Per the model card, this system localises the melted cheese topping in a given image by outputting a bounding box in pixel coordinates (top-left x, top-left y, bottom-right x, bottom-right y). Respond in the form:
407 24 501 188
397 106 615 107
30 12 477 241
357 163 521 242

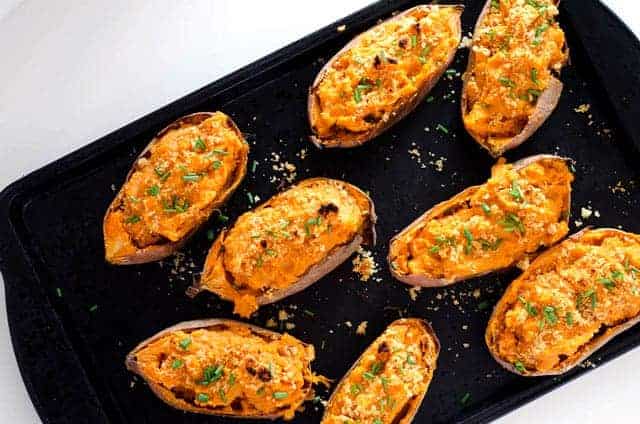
462 0 567 151
104 112 247 260
311 5 461 138
201 179 372 317
322 320 438 424
487 229 640 374
389 158 572 281
134 323 320 420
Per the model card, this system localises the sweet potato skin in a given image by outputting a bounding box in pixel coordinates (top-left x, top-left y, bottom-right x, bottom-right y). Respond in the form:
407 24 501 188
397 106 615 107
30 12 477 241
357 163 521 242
103 112 248 265
461 0 568 157
486 228 640 376
388 155 572 286
125 318 316 419
309 5 464 148
321 318 440 424
189 177 377 317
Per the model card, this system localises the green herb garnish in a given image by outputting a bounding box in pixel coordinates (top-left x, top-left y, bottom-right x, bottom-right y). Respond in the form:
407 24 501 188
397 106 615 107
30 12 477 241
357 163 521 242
481 203 491 215
193 137 206 152
251 160 259 173
154 166 170 181
172 359 184 369
147 184 160 196
350 383 362 396
410 34 418 48
518 296 538 317
499 77 516 88
89 304 98 313
543 306 558 325
510 180 524 202
304 216 322 236
179 337 191 350
565 312 574 326
163 196 190 213
491 0 500 9
577 288 597 309
500 213 525 235
211 160 222 170
436 124 449 134
200 365 224 385
197 393 209 403
514 360 526 373
463 228 474 255
125 215 141 224
460 392 472 406
273 392 288 400
531 68 539 85
182 172 201 182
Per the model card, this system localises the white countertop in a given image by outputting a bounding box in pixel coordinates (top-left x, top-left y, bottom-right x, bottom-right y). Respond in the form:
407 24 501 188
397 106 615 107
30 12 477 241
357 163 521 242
0 1 638 422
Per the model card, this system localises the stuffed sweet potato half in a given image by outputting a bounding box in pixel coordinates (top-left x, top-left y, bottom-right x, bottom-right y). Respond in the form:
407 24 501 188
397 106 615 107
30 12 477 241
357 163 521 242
388 155 573 286
125 319 327 420
321 318 439 424
461 0 569 156
104 112 248 265
486 228 640 376
308 4 463 148
189 178 376 317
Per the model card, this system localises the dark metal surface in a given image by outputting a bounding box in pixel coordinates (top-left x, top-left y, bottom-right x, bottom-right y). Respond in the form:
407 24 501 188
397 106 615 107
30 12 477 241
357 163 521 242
0 0 639 423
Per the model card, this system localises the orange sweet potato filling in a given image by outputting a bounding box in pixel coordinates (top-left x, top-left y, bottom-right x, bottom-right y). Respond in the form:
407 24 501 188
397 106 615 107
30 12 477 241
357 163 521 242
463 0 568 150
487 230 640 373
104 112 247 261
201 179 372 317
134 323 323 420
312 5 461 138
389 158 572 281
322 320 437 424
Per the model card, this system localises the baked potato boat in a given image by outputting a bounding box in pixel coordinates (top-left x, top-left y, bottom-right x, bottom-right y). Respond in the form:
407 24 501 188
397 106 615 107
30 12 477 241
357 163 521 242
388 155 573 286
125 319 327 420
461 0 569 156
321 318 439 424
308 4 463 148
104 112 249 264
486 228 640 376
189 178 376 317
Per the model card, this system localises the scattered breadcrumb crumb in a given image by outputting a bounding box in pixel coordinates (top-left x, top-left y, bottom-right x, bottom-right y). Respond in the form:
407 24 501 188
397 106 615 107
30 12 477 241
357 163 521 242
337 24 346 32
356 321 368 335
352 247 379 282
344 321 352 328
575 220 583 227
459 34 473 49
472 289 481 299
285 323 296 330
270 152 297 184
408 286 422 301
266 318 277 328
581 207 593 219
574 104 591 114
278 309 290 321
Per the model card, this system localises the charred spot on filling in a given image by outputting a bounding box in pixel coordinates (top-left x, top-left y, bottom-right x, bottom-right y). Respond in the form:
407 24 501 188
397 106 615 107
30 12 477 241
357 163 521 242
378 341 390 353
260 240 268 248
374 55 382 68
257 367 272 382
363 114 381 124
318 203 339 216
157 352 168 368
230 398 243 411
171 386 196 403
398 38 408 49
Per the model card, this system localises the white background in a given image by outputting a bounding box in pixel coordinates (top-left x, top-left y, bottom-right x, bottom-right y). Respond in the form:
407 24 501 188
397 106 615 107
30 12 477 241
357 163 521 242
0 1 638 422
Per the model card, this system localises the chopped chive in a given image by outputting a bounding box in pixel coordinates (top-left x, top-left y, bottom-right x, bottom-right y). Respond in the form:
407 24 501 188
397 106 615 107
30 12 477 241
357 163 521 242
531 68 539 85
172 359 184 369
265 248 277 257
273 392 288 400
218 388 227 402
445 69 457 76
491 0 500 9
247 192 255 204
89 304 98 312
481 203 491 215
228 372 236 386
256 386 265 395
478 301 490 311
518 296 538 317
193 137 207 152
303 309 315 317
500 213 525 235
125 215 141 224
251 160 259 173
543 306 558 325
598 277 615 290
509 180 524 202
426 96 435 103
179 337 191 350
406 354 417 365
56 287 63 298
577 288 597 309
435 124 449 134
197 393 209 403
182 173 201 182
463 228 474 255
499 76 516 88
514 360 526 373
147 184 160 196
565 312 574 326
206 229 215 241
410 34 418 48
350 383 362 395
460 392 472 405
211 160 222 170
211 148 228 155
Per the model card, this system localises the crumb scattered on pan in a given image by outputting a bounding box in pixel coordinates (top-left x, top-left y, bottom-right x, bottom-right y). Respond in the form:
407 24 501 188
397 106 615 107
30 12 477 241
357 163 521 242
516 256 530 271
574 103 591 114
285 322 296 330
352 247 379 282
110 183 116 192
297 149 307 160
581 206 593 219
265 318 277 328
278 309 290 321
575 220 583 227
337 24 346 32
356 321 368 335
344 321 353 328
270 152 297 184
408 286 422 301
459 33 473 49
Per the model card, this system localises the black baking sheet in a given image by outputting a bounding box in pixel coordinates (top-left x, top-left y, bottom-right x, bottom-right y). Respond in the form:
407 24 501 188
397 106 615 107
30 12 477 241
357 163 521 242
1 1 639 423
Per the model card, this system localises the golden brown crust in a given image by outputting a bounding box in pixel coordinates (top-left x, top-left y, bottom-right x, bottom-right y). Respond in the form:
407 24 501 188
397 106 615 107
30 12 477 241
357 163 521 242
388 155 572 286
322 318 439 424
309 5 463 148
189 178 376 317
104 112 248 265
486 228 640 376
461 0 568 157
